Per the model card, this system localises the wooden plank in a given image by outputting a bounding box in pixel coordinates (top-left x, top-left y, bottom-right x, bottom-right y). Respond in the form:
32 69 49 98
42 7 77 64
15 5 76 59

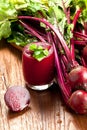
0 39 87 130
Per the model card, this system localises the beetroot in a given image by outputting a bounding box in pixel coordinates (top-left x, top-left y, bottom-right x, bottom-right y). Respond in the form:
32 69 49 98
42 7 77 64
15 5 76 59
4 86 30 112
68 66 87 91
68 90 87 114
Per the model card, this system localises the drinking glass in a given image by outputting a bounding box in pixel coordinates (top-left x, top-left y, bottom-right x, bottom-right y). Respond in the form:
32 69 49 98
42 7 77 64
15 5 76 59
22 42 55 91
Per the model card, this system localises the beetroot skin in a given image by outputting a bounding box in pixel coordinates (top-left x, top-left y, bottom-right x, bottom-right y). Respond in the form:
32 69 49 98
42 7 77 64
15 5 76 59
4 86 30 112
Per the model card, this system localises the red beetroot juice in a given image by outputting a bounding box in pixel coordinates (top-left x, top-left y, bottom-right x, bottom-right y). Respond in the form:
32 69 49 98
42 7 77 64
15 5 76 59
22 42 55 89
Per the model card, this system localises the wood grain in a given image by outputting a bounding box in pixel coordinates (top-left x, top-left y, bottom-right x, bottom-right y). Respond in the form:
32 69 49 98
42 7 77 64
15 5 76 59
0 39 87 130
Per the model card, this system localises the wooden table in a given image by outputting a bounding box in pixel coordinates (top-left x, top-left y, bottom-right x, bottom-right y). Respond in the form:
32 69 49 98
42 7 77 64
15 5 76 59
0 39 87 130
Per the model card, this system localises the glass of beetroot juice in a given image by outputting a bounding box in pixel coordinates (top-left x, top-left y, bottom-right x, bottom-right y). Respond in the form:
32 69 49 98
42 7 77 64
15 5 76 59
22 42 55 91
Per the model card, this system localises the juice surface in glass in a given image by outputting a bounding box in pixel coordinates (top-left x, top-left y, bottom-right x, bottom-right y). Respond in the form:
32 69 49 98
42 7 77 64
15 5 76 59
22 42 55 90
